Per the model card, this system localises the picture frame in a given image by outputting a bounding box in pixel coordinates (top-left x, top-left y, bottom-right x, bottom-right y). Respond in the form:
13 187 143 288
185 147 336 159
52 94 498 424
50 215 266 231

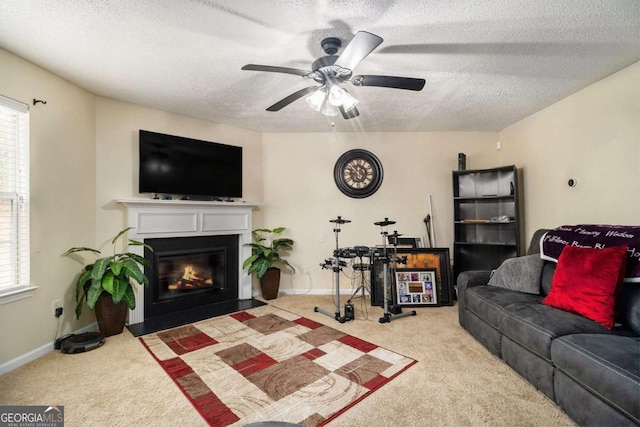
396 268 439 306
370 247 454 307
387 235 424 248
394 248 453 306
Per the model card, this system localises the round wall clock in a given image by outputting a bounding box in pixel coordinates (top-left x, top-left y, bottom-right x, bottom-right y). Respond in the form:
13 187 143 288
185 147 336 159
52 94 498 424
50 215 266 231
333 149 384 198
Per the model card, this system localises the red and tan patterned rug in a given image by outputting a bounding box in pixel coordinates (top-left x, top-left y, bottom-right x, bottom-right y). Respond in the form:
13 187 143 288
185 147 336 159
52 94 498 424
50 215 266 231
139 304 417 426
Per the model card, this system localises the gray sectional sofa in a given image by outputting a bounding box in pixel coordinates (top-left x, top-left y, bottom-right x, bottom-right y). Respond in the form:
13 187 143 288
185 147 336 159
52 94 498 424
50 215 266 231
457 229 640 426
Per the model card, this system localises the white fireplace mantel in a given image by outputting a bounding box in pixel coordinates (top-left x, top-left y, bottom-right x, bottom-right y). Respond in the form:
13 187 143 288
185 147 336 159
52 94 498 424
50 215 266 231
115 198 261 324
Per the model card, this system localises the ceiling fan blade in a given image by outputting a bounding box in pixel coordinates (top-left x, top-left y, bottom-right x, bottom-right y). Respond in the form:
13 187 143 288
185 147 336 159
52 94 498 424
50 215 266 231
352 75 425 91
266 86 318 111
242 64 310 77
339 105 359 120
334 31 383 71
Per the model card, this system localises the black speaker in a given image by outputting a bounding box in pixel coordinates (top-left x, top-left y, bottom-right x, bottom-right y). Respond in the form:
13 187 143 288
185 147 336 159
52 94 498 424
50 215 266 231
458 153 466 170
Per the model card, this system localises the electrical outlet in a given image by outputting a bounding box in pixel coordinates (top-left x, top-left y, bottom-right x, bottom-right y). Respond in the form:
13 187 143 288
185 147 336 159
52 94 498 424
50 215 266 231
52 299 63 317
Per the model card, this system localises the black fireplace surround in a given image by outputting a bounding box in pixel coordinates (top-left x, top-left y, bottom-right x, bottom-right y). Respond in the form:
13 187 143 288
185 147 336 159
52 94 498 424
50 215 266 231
144 234 239 318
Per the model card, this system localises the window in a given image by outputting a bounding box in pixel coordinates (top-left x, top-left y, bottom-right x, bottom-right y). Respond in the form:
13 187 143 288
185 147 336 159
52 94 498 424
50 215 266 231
0 94 35 304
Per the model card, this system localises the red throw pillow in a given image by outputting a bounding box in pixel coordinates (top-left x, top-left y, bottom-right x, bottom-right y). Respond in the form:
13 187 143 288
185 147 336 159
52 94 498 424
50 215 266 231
543 244 628 329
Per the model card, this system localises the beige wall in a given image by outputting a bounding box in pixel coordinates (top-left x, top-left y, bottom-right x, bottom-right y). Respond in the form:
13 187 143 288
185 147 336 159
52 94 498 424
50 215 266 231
94 97 263 248
497 61 640 243
260 131 497 293
0 49 96 364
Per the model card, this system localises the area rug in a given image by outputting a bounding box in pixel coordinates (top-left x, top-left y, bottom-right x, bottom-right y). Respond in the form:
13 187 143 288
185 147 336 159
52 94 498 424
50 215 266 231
139 304 417 426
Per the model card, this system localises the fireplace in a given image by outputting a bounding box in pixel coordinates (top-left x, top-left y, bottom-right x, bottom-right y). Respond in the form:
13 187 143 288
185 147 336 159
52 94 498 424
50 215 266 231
116 198 260 326
144 234 239 318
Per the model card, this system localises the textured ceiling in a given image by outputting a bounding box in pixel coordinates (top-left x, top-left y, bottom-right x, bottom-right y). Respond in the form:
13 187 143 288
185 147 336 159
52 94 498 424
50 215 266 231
0 0 638 133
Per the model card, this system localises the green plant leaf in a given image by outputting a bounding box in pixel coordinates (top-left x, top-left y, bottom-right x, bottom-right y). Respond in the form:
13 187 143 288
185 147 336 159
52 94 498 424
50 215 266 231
102 270 115 294
111 227 133 245
121 258 148 285
242 254 259 270
111 277 129 304
75 298 84 319
128 239 154 252
122 285 136 310
271 227 285 234
123 252 149 266
63 247 101 257
272 238 294 252
75 267 92 303
90 256 113 282
86 286 101 310
256 260 270 279
110 260 123 276
279 259 296 274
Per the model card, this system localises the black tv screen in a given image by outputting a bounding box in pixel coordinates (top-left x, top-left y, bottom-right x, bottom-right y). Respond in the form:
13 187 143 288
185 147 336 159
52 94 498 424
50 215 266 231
139 130 242 198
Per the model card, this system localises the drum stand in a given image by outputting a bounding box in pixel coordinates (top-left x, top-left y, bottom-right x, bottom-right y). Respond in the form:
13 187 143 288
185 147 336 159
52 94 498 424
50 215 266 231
375 218 417 323
315 216 351 323
347 249 370 304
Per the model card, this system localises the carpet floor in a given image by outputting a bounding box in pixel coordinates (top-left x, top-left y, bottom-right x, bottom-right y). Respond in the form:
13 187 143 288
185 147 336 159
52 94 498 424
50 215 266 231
0 295 575 426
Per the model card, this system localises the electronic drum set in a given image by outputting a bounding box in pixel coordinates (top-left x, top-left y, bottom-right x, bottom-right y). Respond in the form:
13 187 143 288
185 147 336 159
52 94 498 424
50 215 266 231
314 216 417 323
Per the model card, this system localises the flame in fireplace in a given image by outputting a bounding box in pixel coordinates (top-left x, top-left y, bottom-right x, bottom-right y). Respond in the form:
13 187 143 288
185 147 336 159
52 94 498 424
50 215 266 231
182 265 198 281
168 265 213 290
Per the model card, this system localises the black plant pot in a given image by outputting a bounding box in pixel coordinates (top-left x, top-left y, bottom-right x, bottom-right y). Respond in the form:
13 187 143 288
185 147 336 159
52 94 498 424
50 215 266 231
260 267 281 300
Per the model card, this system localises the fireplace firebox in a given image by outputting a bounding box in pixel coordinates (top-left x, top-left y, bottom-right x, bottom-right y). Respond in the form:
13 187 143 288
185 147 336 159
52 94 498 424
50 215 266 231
144 234 239 318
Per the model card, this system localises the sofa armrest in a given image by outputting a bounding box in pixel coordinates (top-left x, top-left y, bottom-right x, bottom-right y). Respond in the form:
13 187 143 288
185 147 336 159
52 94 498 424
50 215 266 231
457 270 492 290
457 270 492 327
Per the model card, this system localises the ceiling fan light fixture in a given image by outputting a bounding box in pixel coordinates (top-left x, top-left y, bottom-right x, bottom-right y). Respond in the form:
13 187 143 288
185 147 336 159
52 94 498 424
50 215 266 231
340 91 359 112
321 102 339 117
328 85 347 106
328 85 358 112
305 89 325 112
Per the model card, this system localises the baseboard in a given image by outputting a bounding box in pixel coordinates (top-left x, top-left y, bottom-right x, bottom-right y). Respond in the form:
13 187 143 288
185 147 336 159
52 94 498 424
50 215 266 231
0 322 97 376
252 289 359 296
279 289 358 295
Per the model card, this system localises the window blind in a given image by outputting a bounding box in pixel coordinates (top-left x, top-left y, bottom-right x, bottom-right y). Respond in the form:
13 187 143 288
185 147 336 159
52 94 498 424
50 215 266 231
0 94 30 294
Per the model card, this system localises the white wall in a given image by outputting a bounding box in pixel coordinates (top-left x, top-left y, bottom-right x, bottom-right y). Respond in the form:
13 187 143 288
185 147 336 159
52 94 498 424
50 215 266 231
497 61 640 242
260 131 497 293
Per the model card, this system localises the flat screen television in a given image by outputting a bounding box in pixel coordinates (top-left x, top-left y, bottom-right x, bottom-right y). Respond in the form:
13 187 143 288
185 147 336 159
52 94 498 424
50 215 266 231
139 130 242 199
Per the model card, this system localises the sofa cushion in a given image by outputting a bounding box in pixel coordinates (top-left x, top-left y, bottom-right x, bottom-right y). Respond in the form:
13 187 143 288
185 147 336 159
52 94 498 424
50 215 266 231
616 284 640 335
488 254 544 294
498 303 609 361
465 285 543 329
551 334 640 425
502 336 556 400
543 244 627 329
540 262 556 296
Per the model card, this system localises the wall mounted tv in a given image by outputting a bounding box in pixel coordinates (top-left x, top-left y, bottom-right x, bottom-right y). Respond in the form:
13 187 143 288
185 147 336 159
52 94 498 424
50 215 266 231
139 130 242 199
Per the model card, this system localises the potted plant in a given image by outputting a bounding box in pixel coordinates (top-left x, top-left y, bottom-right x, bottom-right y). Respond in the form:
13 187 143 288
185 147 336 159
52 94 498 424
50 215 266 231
63 227 152 336
242 227 294 300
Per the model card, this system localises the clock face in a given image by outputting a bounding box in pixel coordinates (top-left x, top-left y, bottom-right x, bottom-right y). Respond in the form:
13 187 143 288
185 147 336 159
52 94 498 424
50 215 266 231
334 149 384 198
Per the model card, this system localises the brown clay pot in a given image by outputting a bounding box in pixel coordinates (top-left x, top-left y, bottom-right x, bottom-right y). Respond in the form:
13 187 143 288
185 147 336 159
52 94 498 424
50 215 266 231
260 267 281 300
94 293 128 336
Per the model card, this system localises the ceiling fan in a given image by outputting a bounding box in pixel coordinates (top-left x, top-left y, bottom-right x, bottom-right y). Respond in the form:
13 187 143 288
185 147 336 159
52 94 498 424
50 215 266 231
241 31 425 120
